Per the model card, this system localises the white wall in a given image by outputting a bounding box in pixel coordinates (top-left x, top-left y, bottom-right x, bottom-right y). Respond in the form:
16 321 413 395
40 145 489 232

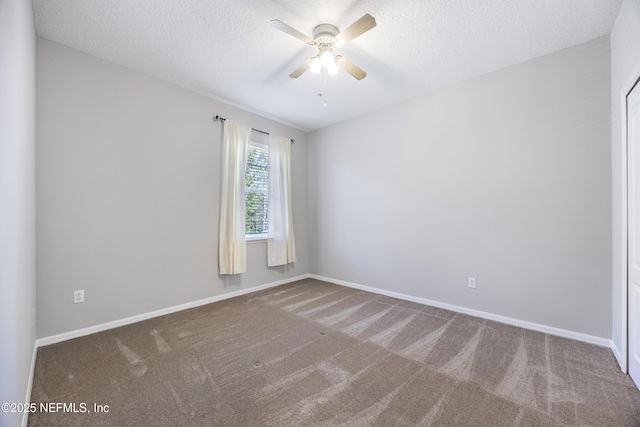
309 36 612 339
0 0 36 426
611 0 640 368
36 38 309 338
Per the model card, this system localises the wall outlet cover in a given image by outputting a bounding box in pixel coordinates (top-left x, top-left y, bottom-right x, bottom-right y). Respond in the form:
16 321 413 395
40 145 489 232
74 290 85 303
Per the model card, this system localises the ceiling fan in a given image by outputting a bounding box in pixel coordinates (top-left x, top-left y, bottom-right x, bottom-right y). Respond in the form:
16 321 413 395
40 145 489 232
270 14 376 80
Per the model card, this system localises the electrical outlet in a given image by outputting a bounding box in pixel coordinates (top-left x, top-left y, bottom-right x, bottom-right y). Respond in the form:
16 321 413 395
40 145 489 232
468 278 477 289
73 290 85 304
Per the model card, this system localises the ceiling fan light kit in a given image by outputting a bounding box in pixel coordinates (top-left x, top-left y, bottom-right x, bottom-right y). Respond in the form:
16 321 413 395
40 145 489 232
308 50 338 75
270 14 376 81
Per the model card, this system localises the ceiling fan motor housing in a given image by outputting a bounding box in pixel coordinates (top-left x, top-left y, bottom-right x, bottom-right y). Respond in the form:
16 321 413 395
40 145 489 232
313 23 339 45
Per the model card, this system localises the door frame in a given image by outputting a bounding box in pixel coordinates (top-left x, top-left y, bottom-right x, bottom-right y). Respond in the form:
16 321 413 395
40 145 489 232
619 66 640 373
627 76 640 376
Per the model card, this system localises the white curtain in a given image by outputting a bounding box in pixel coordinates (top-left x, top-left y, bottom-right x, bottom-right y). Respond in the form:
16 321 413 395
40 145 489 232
267 134 297 266
219 120 251 274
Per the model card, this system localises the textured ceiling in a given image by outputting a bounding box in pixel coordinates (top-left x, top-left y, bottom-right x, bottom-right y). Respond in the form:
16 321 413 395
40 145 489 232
33 0 622 131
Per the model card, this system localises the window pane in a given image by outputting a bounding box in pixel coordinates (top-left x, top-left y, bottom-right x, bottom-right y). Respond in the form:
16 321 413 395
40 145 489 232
246 145 268 191
246 143 268 236
246 191 268 235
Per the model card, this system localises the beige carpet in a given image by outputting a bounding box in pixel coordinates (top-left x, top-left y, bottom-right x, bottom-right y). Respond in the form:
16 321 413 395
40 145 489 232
29 279 640 426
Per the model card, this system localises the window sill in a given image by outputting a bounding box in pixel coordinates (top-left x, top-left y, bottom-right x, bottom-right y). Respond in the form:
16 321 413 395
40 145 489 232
246 235 267 244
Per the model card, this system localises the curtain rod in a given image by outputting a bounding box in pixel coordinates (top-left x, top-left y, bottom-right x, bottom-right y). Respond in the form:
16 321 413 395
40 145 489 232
213 115 295 143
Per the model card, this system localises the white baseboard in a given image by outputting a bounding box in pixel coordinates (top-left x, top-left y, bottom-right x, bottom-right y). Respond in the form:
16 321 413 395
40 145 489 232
36 274 311 347
22 341 38 427
33 272 615 357
611 341 626 372
310 274 613 348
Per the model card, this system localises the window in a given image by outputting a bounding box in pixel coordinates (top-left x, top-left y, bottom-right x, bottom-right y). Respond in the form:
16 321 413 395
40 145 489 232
245 140 268 239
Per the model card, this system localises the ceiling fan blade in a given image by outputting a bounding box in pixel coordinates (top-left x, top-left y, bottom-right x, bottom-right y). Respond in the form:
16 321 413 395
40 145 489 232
336 56 367 80
289 57 314 78
270 19 314 44
335 14 376 45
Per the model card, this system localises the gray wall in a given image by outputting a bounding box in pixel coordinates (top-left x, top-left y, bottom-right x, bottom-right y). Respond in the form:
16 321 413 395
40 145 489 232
611 0 640 363
0 0 36 426
309 36 612 339
36 38 309 338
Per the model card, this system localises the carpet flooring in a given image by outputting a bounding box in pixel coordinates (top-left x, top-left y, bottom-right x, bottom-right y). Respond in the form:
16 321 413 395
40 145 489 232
29 279 640 426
